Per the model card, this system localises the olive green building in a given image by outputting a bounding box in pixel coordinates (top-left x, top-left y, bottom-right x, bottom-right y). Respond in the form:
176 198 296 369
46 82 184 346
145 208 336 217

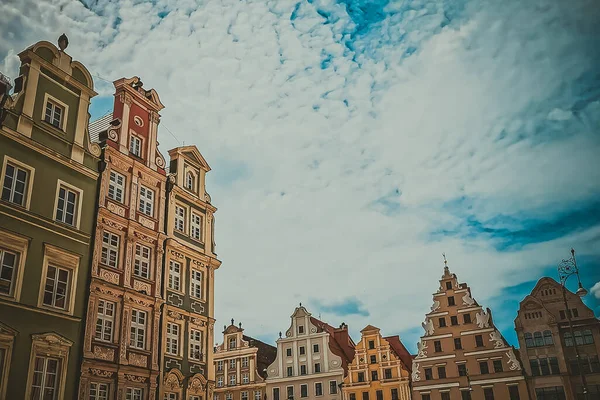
0 37 100 399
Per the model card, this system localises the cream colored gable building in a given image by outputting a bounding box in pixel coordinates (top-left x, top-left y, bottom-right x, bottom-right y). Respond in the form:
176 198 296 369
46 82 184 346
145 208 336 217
266 305 355 400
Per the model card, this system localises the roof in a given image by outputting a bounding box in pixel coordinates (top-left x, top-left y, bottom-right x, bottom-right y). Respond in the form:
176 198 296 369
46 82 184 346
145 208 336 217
385 335 414 372
243 335 277 379
88 112 113 143
360 324 380 333
310 317 356 372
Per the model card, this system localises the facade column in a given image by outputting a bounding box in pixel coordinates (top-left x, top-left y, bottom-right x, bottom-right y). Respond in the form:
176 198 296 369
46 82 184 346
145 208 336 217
148 111 159 169
71 91 91 162
118 93 132 153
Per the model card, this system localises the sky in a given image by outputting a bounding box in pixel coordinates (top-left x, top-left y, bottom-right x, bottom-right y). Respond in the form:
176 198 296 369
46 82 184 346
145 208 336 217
1 0 599 353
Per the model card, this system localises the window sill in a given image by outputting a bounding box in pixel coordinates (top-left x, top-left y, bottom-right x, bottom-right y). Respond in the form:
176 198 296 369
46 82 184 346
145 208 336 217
0 198 29 211
40 120 66 136
38 303 74 317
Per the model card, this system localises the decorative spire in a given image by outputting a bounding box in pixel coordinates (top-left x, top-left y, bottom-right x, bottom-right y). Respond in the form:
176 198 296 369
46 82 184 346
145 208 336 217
58 33 69 51
279 331 282 338
443 253 449 272
239 322 242 329
231 318 234 326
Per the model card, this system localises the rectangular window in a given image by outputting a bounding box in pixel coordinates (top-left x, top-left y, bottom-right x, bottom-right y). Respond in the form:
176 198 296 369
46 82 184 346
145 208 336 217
549 357 560 374
299 346 306 355
358 372 365 382
441 393 450 400
530 359 540 376
368 340 375 349
190 270 202 299
300 384 308 398
0 248 18 296
44 99 64 129
572 308 579 318
454 338 462 350
191 213 202 240
165 394 178 400
475 335 484 347
451 316 458 325
31 356 60 399
101 231 120 268
370 355 377 364
448 296 455 306
463 313 472 324
55 185 78 226
424 368 433 380
217 376 223 387
175 205 186 232
439 317 446 327
126 387 143 400
229 358 236 369
89 382 109 400
217 361 223 371
273 388 280 400
286 348 292 357
508 386 520 400
229 375 236 385
421 394 430 400
313 344 319 353
229 338 237 350
479 361 489 375
384 368 392 379
168 261 181 291
559 310 566 319
315 383 323 396
437 366 446 379
138 186 154 217
434 340 442 352
300 365 307 375
371 370 378 381
362 392 369 400
314 363 321 373
95 299 115 342
287 367 293 377
493 359 503 373
134 244 151 279
254 391 261 400
391 389 398 400
129 136 141 157
461 391 472 400
166 323 179 355
108 171 125 203
329 381 337 394
242 373 249 384
350 394 356 400
226 394 232 400
298 325 304 334
242 392 248 400
130 309 146 349
483 387 494 400
376 390 383 400
1 162 28 206
458 363 467 376
42 265 70 310
242 357 249 367
287 387 294 400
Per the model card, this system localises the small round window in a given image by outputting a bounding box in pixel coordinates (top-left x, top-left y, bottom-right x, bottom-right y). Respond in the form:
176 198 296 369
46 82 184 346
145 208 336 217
133 116 144 127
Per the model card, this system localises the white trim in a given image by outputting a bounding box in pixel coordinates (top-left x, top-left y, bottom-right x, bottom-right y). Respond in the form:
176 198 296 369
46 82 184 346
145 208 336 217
460 328 494 336
464 348 507 356
413 382 460 391
458 307 481 314
53 179 84 229
1 155 35 210
421 333 453 340
37 244 81 316
41 93 69 132
428 312 449 317
469 376 525 385
417 354 456 362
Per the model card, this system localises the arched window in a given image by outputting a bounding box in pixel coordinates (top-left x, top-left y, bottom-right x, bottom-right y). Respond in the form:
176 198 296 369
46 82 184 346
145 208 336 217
534 331 544 347
525 332 534 348
186 171 194 191
564 332 573 347
583 330 594 345
543 330 553 345
574 331 584 346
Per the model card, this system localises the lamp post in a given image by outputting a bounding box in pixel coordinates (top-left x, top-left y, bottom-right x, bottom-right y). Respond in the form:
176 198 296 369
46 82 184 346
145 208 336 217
558 248 589 399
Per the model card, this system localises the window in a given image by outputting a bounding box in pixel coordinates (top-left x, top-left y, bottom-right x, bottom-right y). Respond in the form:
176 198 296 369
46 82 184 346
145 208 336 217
190 270 202 299
191 213 202 240
583 330 594 344
524 333 534 347
55 184 78 226
559 310 566 320
572 308 579 318
384 368 392 379
31 356 60 399
313 344 319 353
437 366 446 379
217 361 223 371
461 391 472 400
391 389 398 400
534 331 544 347
0 248 18 296
530 359 540 376
493 359 503 373
450 316 458 326
101 232 120 268
421 395 430 400
186 172 194 191
242 357 249 367
458 363 467 376
434 340 442 352
287 366 293 377
287 386 294 400
508 386 520 400
475 335 484 347
298 325 304 334
329 381 337 394
242 392 248 400
44 98 64 129
242 373 249 384
350 394 356 400
126 387 143 400
229 359 236 369
130 309 146 349
254 391 261 400
300 365 307 375
479 361 489 374
362 392 369 400
424 368 433 380
483 387 494 400
286 348 292 357
368 340 375 349
229 338 236 350
454 338 462 350
574 331 584 346
376 390 383 400
564 332 573 347
273 388 280 400
441 393 450 400
166 394 178 400
358 372 365 382
108 171 125 203
226 394 233 400
543 330 553 345
189 329 202 361
549 357 560 374
314 363 321 373
229 375 236 385
175 205 186 232
95 299 115 342
439 317 447 327
42 265 70 310
168 261 181 291
89 382 109 400
1 162 29 206
446 281 452 290
134 244 151 279
129 135 141 157
217 376 223 387
138 186 154 216
299 346 306 355
315 383 323 396
300 384 308 398
370 355 377 364
448 296 455 306
371 370 378 381
463 313 472 324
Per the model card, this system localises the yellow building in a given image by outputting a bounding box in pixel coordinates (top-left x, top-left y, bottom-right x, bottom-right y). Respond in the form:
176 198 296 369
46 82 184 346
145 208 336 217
342 325 412 400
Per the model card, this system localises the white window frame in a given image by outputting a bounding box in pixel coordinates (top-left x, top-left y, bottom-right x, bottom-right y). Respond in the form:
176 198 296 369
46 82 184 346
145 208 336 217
90 381 110 400
134 243 151 279
95 299 115 343
241 357 249 368
217 376 223 387
130 309 147 350
189 328 203 362
31 355 61 398
229 337 236 350
226 393 232 400
315 382 323 397
190 269 203 300
229 358 236 369
42 93 69 131
138 185 154 217
190 212 202 241
0 247 19 298
254 391 261 400
126 387 144 400
1 156 34 209
53 180 83 229
217 360 224 372
24 333 72 400
101 231 120 268
186 171 195 191
329 380 338 394
242 373 249 384
175 205 186 232
165 393 178 400
166 322 180 356
0 229 29 302
129 135 142 157
108 170 126 203
229 374 236 386
168 260 182 292
242 391 249 400
41 264 71 311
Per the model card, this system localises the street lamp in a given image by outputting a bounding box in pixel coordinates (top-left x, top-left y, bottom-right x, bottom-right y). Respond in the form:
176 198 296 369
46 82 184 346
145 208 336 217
558 248 589 399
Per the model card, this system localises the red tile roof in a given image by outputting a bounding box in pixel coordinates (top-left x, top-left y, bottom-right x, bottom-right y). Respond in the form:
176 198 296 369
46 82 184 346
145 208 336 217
310 317 356 373
384 335 413 372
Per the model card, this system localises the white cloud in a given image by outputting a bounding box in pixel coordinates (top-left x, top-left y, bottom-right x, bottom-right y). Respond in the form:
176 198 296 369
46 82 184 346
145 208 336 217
591 282 600 300
1 0 599 349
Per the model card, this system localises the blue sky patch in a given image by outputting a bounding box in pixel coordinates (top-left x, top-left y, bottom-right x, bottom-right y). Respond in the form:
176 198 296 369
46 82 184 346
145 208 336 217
312 296 370 317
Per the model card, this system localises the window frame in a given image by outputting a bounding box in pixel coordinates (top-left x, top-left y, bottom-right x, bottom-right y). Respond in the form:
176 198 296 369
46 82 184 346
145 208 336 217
129 134 142 158
89 381 110 400
101 230 120 269
329 380 337 395
190 269 203 300
95 298 116 343
37 244 80 315
130 309 147 350
24 333 73 400
175 204 186 233
315 382 323 397
166 322 181 357
0 229 28 301
168 260 182 292
190 212 203 242
42 93 69 131
53 180 84 229
133 243 152 280
138 185 155 217
1 156 35 209
189 328 203 362
126 387 144 400
108 169 126 203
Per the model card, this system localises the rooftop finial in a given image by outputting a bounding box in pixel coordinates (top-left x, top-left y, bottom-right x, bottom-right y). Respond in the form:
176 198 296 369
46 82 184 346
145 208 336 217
299 302 302 307
58 34 69 51
442 253 450 273
239 322 242 329
231 318 234 326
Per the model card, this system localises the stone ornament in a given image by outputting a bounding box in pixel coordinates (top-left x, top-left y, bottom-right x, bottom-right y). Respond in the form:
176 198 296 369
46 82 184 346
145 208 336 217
430 300 440 312
416 339 428 359
411 362 420 381
421 318 435 336
489 330 505 349
462 291 475 307
475 309 490 328
506 348 521 370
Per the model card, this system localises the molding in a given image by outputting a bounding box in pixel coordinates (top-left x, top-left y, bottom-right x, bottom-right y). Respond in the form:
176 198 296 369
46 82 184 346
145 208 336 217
460 328 495 336
413 382 460 391
469 376 525 385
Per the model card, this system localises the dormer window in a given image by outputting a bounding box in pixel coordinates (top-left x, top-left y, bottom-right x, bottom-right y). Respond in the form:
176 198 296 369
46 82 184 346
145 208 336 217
298 325 304 334
129 135 141 157
229 337 237 349
44 98 64 129
186 171 195 191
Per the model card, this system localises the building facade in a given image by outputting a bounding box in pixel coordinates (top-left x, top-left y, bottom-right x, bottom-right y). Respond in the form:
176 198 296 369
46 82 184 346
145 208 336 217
341 325 412 400
266 305 355 400
0 37 100 399
78 76 168 399
160 146 222 399
515 277 600 400
411 260 528 400
213 320 277 400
